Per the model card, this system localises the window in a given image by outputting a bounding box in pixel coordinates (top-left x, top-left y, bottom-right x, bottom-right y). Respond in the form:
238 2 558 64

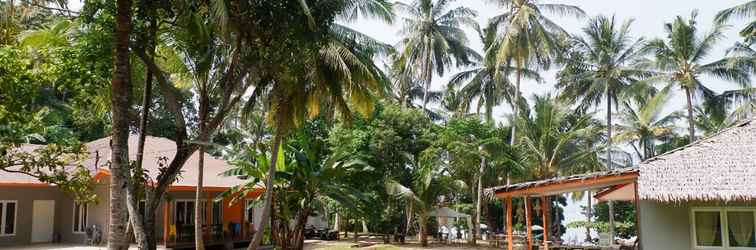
0 201 16 236
211 201 222 225
174 200 195 226
692 208 756 249
728 211 756 247
201 201 223 225
73 202 88 233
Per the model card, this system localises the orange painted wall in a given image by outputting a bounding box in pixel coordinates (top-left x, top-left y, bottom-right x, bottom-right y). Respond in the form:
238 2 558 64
222 189 264 223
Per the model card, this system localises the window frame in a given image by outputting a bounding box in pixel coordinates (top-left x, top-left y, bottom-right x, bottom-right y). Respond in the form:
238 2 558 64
0 200 17 237
72 202 89 234
174 199 196 226
691 207 756 250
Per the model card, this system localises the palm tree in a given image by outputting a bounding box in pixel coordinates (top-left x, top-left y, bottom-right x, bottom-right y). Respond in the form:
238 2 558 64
490 0 584 145
246 2 393 249
714 0 755 42
395 0 479 111
557 15 652 170
696 87 756 135
391 61 442 110
647 10 753 142
449 23 543 122
516 94 603 180
614 86 680 160
385 162 464 247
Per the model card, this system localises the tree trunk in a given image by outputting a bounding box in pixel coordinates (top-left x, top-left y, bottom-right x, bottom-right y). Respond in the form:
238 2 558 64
606 89 613 171
126 15 157 248
585 190 592 243
510 67 522 146
473 156 485 245
247 128 285 250
606 89 615 245
419 215 428 247
334 213 341 232
406 202 413 238
109 0 133 249
608 201 615 244
195 88 209 249
685 87 696 142
194 147 206 249
421 41 433 111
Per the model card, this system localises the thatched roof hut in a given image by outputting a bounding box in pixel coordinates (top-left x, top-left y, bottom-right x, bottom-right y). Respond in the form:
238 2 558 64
638 119 756 202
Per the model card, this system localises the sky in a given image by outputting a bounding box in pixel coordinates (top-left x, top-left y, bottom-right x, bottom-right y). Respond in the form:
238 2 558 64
346 0 752 123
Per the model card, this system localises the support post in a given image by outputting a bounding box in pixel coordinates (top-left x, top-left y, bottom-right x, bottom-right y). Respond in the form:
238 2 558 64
542 196 550 248
163 200 170 246
526 197 533 250
634 181 643 250
506 197 513 250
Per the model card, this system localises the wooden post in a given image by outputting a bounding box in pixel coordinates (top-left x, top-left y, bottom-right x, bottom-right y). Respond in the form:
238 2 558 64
163 200 170 246
526 197 533 250
542 196 550 248
241 199 246 238
634 181 643 250
506 197 513 250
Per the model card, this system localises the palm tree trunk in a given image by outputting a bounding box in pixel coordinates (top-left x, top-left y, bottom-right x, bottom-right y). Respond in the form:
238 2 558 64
510 68 522 146
605 91 616 245
685 87 696 142
608 201 615 244
109 1 133 249
194 147 206 249
419 215 428 247
473 156 485 245
606 90 613 170
507 66 523 186
405 202 413 240
194 89 209 249
247 127 285 250
585 190 592 243
421 41 433 111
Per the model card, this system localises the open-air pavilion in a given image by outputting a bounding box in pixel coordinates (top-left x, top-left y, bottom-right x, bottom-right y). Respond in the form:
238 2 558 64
488 119 756 250
489 168 640 250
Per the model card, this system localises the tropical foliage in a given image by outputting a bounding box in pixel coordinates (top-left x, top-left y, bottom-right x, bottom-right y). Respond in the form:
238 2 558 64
1 1 754 250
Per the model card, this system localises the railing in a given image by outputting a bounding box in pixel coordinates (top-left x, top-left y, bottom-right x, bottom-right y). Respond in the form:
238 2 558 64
167 223 254 247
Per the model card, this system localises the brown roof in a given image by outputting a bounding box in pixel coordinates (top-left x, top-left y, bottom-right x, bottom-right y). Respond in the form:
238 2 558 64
486 167 639 198
638 119 756 202
1 135 256 189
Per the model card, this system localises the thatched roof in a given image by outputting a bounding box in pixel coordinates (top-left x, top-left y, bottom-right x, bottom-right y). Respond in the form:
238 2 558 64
638 119 756 202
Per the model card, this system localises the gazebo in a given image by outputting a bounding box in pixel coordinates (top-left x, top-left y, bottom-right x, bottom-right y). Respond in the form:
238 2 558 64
486 119 756 250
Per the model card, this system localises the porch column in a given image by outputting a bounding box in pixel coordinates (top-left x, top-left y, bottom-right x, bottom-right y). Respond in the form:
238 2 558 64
525 197 533 250
634 181 643 250
542 196 550 248
163 200 170 246
240 199 246 238
506 197 513 250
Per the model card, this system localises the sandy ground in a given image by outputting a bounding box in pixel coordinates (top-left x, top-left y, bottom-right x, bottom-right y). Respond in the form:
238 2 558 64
0 244 166 250
304 239 503 250
2 240 501 250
